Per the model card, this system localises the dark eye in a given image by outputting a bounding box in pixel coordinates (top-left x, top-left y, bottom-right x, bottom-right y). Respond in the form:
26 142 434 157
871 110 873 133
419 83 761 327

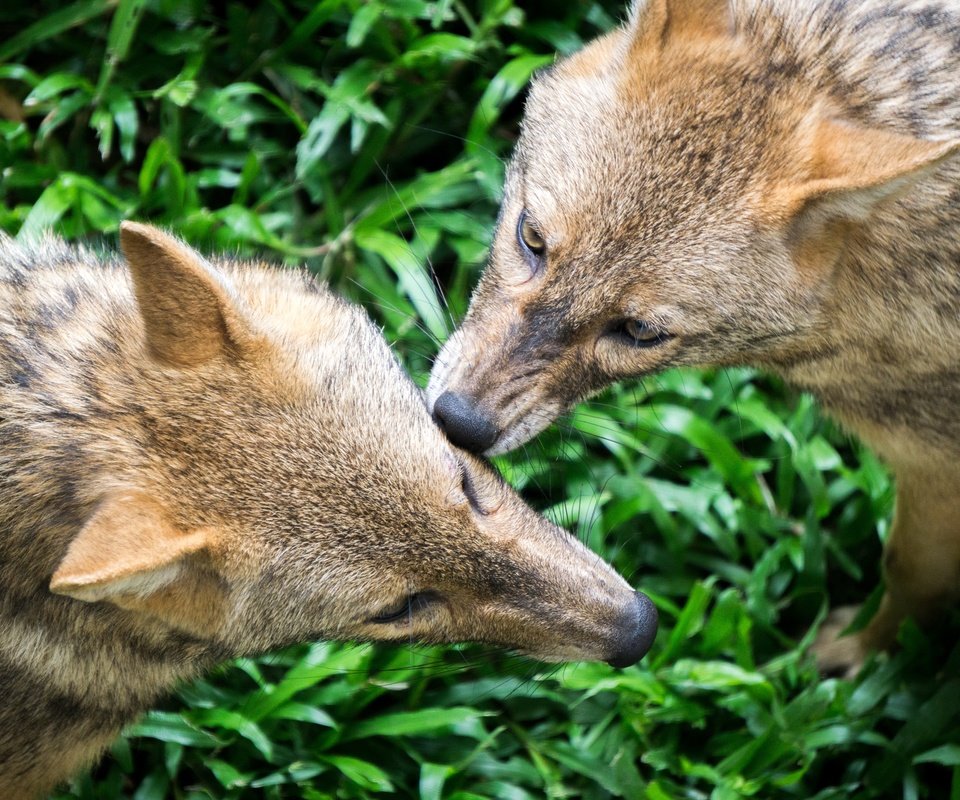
516 209 546 262
615 319 672 348
368 591 441 624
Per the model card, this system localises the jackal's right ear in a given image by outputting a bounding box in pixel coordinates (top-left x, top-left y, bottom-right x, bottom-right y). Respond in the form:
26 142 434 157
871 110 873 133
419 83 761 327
626 0 732 51
50 491 225 637
120 221 262 367
779 118 960 228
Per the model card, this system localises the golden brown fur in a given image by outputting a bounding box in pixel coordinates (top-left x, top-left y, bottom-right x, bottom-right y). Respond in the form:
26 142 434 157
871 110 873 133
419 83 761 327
0 223 656 797
428 0 960 674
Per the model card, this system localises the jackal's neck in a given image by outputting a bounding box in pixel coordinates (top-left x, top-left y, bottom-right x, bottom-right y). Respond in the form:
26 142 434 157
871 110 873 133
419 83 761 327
0 577 222 795
770 204 960 457
0 243 223 795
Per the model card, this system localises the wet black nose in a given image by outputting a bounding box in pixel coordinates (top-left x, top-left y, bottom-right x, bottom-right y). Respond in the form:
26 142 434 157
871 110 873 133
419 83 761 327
432 391 500 453
606 591 659 668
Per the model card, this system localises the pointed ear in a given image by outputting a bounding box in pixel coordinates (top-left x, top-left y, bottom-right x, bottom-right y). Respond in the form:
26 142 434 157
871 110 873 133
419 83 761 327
119 221 258 367
781 118 960 226
51 491 209 601
626 0 732 51
50 491 225 636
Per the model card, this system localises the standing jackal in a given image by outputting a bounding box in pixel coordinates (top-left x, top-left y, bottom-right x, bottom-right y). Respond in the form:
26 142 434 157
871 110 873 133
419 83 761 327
0 223 656 798
428 0 960 674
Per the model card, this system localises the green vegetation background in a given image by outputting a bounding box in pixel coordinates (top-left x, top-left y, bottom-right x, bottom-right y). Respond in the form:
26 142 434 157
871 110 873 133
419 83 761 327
2 1 959 798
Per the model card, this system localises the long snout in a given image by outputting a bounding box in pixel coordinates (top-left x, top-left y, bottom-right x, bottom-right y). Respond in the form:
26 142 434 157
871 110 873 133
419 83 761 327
527 583 659 667
448 453 659 667
489 517 660 667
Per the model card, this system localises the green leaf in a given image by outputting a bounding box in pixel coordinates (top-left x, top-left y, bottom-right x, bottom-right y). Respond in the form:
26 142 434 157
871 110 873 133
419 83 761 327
354 228 448 341
419 762 455 800
321 755 394 792
346 3 381 48
16 176 75 239
296 104 350 178
124 711 220 748
94 0 148 102
914 745 960 767
653 579 716 668
188 708 275 761
240 642 340 722
666 660 772 694
205 758 252 789
341 707 485 741
466 54 553 153
0 0 113 63
24 73 93 105
131 771 169 800
108 89 138 162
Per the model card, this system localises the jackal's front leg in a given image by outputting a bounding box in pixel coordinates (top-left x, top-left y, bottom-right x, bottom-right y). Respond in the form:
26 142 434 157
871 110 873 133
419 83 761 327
812 464 960 677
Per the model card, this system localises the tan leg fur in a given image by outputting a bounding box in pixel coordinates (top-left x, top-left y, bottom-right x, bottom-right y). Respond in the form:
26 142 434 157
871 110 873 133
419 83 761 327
813 452 960 675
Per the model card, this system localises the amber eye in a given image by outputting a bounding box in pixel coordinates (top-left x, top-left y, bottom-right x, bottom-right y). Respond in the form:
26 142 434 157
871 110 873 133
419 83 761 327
615 319 672 348
516 210 546 261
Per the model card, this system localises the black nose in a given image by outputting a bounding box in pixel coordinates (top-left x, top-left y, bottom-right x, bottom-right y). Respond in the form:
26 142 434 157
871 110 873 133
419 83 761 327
432 391 500 453
606 591 659 668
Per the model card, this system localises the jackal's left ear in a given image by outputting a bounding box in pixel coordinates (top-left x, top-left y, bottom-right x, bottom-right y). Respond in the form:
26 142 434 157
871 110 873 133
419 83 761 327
50 491 225 636
781 117 960 227
626 0 732 50
120 221 263 367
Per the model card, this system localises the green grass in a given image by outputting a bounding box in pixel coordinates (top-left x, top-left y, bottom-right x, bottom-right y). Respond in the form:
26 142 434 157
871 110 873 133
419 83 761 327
3 1 960 798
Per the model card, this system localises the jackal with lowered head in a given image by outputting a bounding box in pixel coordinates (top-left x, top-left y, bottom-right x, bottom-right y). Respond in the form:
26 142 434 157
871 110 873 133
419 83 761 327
428 0 960 674
0 223 657 798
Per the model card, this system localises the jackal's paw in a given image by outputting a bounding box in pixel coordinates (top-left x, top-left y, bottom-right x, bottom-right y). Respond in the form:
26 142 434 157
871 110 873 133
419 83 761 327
811 606 869 679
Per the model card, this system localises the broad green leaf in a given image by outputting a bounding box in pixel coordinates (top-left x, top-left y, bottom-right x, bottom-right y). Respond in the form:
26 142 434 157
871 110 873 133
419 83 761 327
466 54 553 153
419 762 455 800
914 745 960 767
17 176 75 239
124 712 220 748
322 756 394 792
24 73 93 105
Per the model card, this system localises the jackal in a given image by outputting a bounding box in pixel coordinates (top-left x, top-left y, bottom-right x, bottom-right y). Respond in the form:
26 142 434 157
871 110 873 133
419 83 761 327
0 222 656 797
427 0 960 673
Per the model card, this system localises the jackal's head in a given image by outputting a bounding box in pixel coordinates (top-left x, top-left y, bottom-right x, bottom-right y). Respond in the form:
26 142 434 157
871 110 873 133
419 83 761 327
427 0 960 454
47 223 656 667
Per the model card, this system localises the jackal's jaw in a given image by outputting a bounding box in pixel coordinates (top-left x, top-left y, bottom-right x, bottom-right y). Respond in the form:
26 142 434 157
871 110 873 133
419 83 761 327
485 402 563 456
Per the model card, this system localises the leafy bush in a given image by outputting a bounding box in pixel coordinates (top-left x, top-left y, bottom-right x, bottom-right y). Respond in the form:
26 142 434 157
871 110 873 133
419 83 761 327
2 1 959 798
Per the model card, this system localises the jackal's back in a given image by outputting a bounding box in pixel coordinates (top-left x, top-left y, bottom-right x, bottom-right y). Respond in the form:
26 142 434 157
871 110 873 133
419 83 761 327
748 0 960 137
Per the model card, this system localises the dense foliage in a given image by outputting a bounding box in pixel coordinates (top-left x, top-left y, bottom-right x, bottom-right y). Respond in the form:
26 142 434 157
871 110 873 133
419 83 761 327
2 1 959 798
